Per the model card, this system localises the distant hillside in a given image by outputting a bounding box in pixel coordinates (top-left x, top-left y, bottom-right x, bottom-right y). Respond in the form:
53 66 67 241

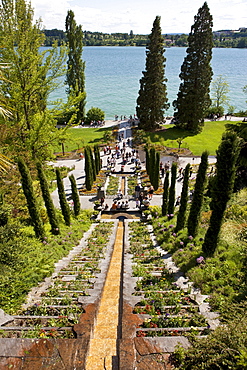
42 28 247 48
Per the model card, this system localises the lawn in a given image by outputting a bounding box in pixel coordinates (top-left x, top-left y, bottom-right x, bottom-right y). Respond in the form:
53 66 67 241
147 120 240 156
54 126 113 153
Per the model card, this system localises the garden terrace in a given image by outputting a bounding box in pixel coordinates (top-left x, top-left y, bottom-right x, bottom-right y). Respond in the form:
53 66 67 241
123 219 219 354
0 221 116 340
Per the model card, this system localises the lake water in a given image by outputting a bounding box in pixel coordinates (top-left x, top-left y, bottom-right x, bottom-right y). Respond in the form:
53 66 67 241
50 46 247 120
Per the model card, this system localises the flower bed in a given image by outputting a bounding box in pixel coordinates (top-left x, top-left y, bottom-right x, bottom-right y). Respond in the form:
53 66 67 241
128 221 210 338
1 222 114 339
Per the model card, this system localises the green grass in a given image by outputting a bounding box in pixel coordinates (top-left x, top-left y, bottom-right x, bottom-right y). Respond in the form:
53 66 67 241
147 120 240 156
54 126 112 153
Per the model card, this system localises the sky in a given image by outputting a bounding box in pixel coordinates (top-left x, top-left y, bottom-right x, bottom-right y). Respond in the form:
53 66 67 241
31 0 247 34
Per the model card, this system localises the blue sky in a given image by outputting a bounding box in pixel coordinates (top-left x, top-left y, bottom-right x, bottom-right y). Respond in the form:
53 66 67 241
31 0 247 34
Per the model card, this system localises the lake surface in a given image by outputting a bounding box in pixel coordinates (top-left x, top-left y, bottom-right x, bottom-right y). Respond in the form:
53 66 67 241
50 47 247 120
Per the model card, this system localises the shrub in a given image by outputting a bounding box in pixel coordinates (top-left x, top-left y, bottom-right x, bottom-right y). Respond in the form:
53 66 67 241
85 107 105 124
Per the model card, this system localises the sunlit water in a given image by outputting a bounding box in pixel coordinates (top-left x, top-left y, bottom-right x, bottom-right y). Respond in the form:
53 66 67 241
48 46 247 120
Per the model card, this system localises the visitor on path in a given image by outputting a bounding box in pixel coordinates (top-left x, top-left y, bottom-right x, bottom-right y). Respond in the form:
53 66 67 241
139 192 144 206
148 186 154 200
136 198 140 208
121 201 126 209
117 189 123 199
111 201 117 210
135 184 141 198
125 200 129 209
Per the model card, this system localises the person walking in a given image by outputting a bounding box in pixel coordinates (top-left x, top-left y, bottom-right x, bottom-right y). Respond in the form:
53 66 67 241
148 185 154 200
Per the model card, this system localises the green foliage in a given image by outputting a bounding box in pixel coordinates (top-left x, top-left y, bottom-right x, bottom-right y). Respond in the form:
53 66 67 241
94 145 101 174
149 147 156 185
90 146 96 182
187 151 208 236
17 158 45 239
0 199 11 227
36 161 60 235
162 171 169 216
168 162 177 216
85 107 105 125
0 0 68 159
0 223 23 269
211 75 230 110
174 316 247 369
65 9 86 121
0 211 92 313
203 132 240 255
153 151 160 191
56 167 71 226
175 163 190 232
173 2 213 132
146 120 241 156
145 147 150 176
69 174 80 216
136 16 169 131
206 105 224 118
84 147 91 190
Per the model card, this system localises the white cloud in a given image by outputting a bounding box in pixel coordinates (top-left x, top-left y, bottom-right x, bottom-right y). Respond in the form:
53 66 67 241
30 0 247 33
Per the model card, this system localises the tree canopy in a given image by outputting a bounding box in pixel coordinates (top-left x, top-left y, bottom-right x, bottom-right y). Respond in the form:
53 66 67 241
0 0 68 160
136 16 169 131
65 9 86 122
173 2 213 132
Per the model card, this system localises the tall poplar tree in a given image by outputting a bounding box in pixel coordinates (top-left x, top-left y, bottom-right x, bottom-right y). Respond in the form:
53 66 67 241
84 146 93 191
36 161 60 235
153 151 160 191
136 16 169 131
69 174 81 217
149 147 156 185
187 151 208 236
168 162 177 216
17 158 45 239
173 2 213 132
56 168 71 226
175 163 190 232
162 171 169 216
145 147 150 176
65 10 86 122
203 133 240 255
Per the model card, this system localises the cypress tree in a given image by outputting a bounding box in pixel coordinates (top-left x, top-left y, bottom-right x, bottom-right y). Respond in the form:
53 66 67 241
187 151 208 236
145 147 150 176
17 158 45 239
136 16 169 131
84 146 93 191
203 132 240 255
65 10 86 121
168 162 177 216
56 167 71 226
173 2 213 132
153 151 160 191
36 161 60 235
175 163 190 232
94 145 100 174
69 174 81 216
149 147 156 185
162 171 169 216
89 146 96 182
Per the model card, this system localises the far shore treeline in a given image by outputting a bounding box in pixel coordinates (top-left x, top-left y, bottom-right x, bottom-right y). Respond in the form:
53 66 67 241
43 28 247 48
